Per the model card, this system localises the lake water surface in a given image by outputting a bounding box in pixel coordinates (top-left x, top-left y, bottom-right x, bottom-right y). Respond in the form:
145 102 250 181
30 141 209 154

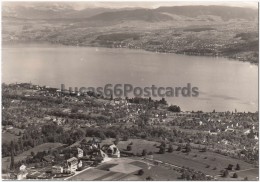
2 43 258 112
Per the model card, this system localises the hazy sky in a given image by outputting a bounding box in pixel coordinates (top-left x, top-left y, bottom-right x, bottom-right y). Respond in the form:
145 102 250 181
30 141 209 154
3 1 258 10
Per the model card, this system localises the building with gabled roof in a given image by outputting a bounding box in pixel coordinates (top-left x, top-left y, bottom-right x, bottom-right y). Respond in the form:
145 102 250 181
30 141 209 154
67 157 78 172
101 144 120 158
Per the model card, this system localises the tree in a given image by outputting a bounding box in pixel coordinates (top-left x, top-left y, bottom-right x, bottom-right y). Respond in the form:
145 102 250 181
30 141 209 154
168 144 173 153
71 107 78 113
10 141 15 170
159 146 165 154
160 141 166 148
176 145 181 151
114 136 120 145
186 174 191 180
146 176 154 181
142 149 147 156
31 151 35 157
122 135 128 141
138 169 144 175
148 151 153 155
235 164 241 170
233 173 238 178
185 143 191 153
98 131 106 140
222 170 229 177
168 105 181 112
127 145 132 151
227 164 233 170
201 147 207 152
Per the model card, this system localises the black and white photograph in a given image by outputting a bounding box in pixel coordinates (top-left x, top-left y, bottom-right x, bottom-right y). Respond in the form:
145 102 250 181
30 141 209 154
1 1 259 180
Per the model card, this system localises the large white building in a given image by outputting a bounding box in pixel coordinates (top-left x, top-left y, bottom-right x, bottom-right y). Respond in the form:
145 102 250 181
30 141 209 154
67 157 78 172
52 165 63 174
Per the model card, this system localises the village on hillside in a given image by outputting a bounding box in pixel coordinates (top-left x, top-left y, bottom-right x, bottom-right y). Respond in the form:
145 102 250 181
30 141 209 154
2 83 259 180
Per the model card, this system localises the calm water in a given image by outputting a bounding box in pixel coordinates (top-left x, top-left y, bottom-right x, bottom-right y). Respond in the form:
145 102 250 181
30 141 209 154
2 43 258 112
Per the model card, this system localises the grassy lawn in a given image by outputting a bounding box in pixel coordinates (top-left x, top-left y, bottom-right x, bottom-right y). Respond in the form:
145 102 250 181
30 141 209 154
117 139 160 154
130 161 180 180
153 149 256 176
233 168 259 181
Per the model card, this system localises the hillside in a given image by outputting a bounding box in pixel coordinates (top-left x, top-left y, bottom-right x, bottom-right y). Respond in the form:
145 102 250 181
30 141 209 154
87 9 173 22
3 5 257 22
156 6 258 21
2 5 258 63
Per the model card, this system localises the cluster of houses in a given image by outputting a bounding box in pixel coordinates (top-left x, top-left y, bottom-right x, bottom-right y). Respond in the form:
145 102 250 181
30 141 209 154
12 138 121 180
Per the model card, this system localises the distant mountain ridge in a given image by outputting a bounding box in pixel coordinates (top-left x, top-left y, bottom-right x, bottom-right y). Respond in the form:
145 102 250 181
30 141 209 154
155 5 257 21
87 9 173 22
3 5 258 22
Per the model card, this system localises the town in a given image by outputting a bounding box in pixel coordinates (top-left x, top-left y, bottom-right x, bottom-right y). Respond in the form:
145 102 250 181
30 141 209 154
2 82 259 180
3 7 258 64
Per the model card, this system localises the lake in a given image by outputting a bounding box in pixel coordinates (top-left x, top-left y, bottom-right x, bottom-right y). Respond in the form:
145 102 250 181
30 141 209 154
2 43 258 112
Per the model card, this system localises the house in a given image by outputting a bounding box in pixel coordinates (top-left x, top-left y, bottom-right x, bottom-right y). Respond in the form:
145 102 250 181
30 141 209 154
91 149 109 162
19 164 26 171
225 128 234 132
82 138 101 150
52 165 63 174
17 165 28 180
17 171 28 180
77 160 83 169
255 135 258 140
6 125 14 130
102 144 120 158
67 157 78 172
114 98 127 105
244 129 250 134
77 148 84 158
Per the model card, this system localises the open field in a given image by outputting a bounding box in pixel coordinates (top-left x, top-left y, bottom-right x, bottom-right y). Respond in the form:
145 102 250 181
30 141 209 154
101 139 258 179
232 168 259 180
69 168 113 180
130 160 180 180
117 139 160 154
153 149 256 177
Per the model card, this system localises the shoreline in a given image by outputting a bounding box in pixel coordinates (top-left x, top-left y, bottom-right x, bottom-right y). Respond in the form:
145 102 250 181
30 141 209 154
2 40 258 65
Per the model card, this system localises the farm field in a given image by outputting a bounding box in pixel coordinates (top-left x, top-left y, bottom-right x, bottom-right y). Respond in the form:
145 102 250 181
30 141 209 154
130 161 180 180
153 150 257 178
111 139 258 180
69 168 112 180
